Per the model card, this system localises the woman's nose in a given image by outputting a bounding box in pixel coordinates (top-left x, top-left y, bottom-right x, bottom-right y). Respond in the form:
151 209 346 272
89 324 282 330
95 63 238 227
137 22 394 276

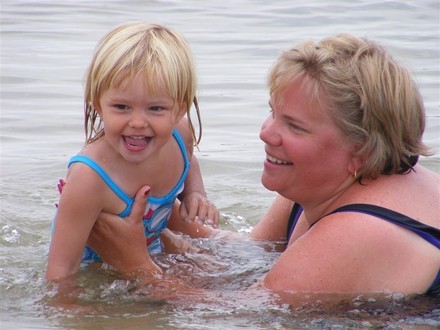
259 116 279 145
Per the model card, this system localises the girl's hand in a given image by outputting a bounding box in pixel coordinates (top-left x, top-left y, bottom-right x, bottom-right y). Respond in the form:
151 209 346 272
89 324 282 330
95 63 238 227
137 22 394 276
179 192 219 228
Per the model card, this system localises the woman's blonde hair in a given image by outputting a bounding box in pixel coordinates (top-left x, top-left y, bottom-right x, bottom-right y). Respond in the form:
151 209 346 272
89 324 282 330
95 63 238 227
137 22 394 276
268 33 431 180
84 23 201 145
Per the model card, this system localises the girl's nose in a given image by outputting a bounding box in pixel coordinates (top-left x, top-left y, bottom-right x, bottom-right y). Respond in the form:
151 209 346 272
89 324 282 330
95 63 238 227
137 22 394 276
129 110 148 128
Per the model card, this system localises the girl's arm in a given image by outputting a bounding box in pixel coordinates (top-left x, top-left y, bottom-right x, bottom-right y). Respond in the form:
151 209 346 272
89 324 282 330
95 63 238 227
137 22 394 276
46 165 105 280
176 118 219 227
178 154 219 227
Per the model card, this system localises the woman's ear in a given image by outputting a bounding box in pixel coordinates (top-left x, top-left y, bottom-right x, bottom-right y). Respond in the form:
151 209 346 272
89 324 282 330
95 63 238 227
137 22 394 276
347 151 366 176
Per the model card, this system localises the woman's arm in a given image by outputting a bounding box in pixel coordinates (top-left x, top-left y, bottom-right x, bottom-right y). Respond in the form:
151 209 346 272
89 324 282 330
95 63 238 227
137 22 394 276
86 186 162 278
167 200 219 239
85 187 219 277
250 194 293 241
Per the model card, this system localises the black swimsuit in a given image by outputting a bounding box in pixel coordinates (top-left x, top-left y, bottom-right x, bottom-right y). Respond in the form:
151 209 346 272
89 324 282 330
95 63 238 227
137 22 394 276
286 203 440 295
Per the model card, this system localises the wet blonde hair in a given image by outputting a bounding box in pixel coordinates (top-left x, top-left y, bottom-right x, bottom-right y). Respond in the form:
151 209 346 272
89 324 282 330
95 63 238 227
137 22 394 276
84 22 201 145
268 33 431 180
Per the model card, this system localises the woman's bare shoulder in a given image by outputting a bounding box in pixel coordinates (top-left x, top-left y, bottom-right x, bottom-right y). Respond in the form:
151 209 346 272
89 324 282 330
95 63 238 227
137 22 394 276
264 210 435 293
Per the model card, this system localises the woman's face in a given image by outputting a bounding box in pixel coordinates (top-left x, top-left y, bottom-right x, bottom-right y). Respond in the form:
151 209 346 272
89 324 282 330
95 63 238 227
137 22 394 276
260 78 355 205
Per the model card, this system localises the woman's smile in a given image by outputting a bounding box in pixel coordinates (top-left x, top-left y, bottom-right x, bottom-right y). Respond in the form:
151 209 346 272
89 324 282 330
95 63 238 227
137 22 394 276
266 154 293 165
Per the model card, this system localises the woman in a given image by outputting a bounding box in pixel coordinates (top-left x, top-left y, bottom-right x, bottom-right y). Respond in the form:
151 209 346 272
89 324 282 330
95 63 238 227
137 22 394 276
86 34 440 295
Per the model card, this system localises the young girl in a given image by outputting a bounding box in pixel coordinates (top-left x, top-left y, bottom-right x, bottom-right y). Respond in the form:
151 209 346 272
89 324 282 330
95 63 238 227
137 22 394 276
46 23 218 281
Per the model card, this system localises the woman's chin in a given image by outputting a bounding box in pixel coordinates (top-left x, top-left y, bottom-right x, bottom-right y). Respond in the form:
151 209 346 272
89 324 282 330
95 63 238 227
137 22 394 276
260 175 280 192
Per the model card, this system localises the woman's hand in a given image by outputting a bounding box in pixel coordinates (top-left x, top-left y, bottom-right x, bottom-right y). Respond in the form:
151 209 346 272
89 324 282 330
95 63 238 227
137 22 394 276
87 186 162 279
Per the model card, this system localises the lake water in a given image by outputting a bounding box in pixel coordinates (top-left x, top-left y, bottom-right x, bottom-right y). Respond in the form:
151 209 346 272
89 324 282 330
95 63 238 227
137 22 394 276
1 0 439 329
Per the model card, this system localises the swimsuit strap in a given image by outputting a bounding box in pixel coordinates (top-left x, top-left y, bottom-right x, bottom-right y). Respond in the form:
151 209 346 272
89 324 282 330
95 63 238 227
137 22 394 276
428 271 440 296
325 203 440 249
147 129 190 204
68 155 134 217
287 203 303 240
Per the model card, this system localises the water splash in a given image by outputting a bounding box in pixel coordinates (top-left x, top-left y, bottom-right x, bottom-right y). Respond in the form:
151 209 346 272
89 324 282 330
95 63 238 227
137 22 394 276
1 224 21 244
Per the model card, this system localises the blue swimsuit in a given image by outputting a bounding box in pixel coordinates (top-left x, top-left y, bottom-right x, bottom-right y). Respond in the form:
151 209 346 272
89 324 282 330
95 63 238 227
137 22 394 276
67 129 190 262
287 203 440 295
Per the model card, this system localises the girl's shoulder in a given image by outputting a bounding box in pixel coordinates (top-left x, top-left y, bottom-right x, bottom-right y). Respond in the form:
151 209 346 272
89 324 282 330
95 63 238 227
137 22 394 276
175 118 194 157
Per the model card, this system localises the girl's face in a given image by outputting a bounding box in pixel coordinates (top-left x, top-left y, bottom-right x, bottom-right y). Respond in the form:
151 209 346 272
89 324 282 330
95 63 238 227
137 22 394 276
96 74 185 163
259 78 355 206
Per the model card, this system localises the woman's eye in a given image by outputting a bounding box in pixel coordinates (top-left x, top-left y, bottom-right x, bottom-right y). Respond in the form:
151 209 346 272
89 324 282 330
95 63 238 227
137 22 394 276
288 122 304 132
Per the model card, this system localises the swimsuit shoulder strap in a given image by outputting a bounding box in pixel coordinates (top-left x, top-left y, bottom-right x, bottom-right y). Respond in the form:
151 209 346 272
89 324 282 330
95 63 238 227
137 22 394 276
325 203 440 248
173 128 190 168
286 203 303 241
68 155 133 217
147 129 190 204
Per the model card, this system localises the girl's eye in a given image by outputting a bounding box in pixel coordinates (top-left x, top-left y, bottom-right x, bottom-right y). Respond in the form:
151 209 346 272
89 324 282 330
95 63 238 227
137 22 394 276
114 104 129 110
149 106 164 112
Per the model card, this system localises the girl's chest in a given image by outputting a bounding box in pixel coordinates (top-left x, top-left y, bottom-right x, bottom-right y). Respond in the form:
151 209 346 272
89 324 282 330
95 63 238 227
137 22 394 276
124 159 183 195
102 155 185 215
84 136 186 214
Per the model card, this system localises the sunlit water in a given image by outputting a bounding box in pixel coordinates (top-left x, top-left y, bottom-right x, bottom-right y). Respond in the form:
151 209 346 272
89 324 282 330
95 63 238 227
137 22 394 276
1 1 439 329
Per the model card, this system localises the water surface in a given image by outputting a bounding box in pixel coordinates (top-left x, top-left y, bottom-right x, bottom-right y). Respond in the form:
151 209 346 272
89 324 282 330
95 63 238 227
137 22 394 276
1 0 439 329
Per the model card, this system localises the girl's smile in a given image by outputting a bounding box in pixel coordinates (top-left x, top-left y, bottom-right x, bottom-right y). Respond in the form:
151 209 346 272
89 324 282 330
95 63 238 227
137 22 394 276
123 135 152 153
